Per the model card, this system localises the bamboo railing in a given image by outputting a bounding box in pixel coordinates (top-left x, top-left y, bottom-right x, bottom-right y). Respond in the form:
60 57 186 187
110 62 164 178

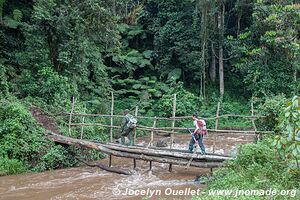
61 94 272 152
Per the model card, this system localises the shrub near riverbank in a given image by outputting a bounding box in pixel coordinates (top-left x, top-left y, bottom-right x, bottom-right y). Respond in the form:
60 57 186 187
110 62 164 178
0 96 77 175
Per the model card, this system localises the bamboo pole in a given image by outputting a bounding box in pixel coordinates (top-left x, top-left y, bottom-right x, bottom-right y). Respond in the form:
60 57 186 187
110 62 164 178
133 158 137 169
169 164 173 172
251 101 257 132
109 155 112 167
213 133 216 153
60 112 264 120
148 116 157 148
213 102 220 153
68 96 75 135
215 102 220 130
171 94 176 148
134 106 138 145
80 104 86 139
70 123 271 135
110 92 114 143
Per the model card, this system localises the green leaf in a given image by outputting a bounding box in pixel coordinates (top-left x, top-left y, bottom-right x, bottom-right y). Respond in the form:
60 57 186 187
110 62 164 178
292 148 298 157
167 68 182 80
142 50 153 59
132 84 142 89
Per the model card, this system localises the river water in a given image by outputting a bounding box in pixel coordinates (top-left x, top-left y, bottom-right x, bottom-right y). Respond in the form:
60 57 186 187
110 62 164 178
0 133 254 200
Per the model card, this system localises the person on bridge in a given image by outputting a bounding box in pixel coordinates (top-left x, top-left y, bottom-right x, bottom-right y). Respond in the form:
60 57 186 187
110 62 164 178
188 113 206 154
120 109 137 146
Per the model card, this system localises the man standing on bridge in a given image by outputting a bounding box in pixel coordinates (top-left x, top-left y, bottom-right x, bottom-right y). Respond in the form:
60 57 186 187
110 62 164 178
120 109 136 146
188 113 206 154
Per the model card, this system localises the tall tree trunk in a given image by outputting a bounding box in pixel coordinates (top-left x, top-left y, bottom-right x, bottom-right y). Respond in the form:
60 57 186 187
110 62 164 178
200 1 208 99
237 12 242 36
210 42 216 82
218 1 225 97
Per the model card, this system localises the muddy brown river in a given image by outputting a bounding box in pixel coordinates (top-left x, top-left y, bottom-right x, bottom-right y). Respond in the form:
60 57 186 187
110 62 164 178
0 133 254 200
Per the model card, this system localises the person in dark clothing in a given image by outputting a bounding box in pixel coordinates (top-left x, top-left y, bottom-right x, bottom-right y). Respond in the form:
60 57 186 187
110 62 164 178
120 109 135 146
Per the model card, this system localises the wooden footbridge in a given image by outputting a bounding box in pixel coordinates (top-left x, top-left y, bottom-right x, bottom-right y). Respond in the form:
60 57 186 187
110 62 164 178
46 131 233 174
31 93 272 174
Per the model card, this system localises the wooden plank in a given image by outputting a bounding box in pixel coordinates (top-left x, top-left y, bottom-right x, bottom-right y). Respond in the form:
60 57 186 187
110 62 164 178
99 142 232 162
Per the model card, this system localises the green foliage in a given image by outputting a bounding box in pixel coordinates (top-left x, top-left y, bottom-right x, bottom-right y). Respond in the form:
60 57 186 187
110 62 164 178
18 67 72 104
0 157 26 176
0 96 81 174
155 81 199 117
256 95 287 130
0 64 8 95
193 138 300 200
229 1 300 97
273 96 300 173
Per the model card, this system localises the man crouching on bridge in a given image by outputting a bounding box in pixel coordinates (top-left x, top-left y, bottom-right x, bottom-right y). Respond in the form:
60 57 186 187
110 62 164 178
188 113 206 154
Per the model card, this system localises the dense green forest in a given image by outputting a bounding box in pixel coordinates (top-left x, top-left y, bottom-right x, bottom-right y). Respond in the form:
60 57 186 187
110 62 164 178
0 0 299 196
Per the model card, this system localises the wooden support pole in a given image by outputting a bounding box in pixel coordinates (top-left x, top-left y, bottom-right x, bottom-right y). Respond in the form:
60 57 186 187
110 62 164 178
215 102 220 130
134 106 138 145
213 133 216 153
80 104 86 139
213 102 220 153
171 94 176 148
109 155 112 167
110 92 114 143
149 161 152 170
148 116 157 148
169 164 172 172
210 168 213 176
251 101 257 132
68 96 75 135
133 158 137 169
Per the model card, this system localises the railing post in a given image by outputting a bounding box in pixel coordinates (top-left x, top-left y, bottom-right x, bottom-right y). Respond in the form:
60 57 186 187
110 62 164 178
251 100 257 132
215 102 220 130
148 116 157 148
171 94 176 148
110 92 114 143
80 103 86 139
213 102 220 153
68 96 75 135
134 106 138 145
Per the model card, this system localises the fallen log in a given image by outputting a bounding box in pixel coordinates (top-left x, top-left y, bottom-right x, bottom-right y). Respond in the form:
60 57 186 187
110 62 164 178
46 132 224 168
76 157 132 175
103 141 233 158
99 143 232 162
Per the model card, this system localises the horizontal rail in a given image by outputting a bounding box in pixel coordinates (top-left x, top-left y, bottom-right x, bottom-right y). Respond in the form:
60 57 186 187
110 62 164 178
70 123 272 135
58 112 265 121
